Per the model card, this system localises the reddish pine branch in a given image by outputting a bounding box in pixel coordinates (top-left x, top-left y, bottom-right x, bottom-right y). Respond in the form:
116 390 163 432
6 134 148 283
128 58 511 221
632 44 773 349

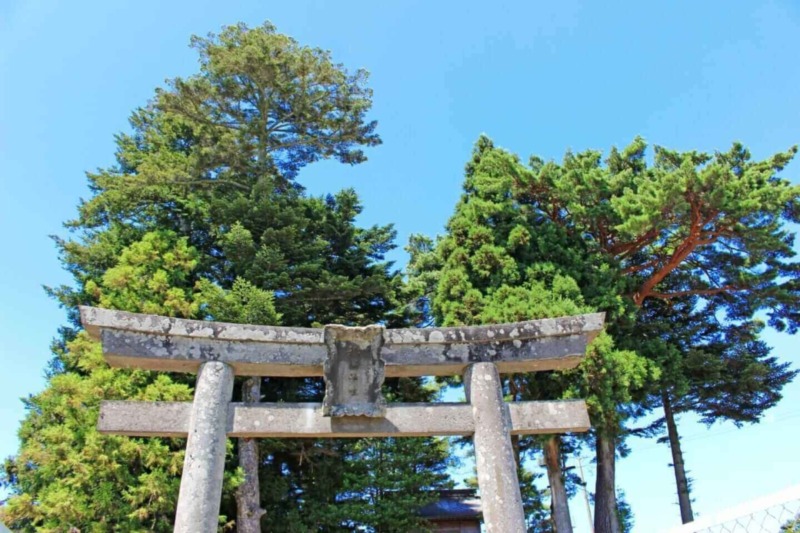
646 285 747 299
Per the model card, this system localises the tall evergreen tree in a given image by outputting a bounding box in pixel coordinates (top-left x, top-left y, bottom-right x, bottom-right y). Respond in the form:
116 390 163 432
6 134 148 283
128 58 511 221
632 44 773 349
514 138 799 529
410 135 799 533
1 230 272 531
630 291 796 523
2 22 449 532
407 138 653 532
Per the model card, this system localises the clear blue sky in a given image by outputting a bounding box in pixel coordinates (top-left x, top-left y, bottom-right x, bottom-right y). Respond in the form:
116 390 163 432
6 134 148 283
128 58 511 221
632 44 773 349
1 1 799 531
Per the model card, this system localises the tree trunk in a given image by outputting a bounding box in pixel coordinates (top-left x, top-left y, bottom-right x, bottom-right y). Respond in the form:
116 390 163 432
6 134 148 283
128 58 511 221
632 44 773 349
544 435 573 533
662 391 694 524
511 434 523 467
594 433 620 533
236 377 265 533
508 376 523 467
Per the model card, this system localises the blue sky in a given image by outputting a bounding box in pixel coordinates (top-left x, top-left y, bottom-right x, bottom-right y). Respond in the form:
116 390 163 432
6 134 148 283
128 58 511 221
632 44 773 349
1 1 799 531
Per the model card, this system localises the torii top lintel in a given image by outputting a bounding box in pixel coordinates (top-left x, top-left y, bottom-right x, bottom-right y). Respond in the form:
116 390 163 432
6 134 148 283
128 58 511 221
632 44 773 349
79 306 604 378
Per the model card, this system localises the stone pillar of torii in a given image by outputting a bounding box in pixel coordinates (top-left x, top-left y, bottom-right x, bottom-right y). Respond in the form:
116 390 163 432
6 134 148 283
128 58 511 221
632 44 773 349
80 306 603 533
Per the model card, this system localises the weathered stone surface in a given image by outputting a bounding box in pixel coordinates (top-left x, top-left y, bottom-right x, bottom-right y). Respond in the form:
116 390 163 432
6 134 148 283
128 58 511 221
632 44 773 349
322 324 386 417
81 306 603 346
174 362 234 533
381 332 588 376
99 401 190 437
465 363 526 533
81 305 604 377
383 313 603 344
81 305 322 343
509 397 590 432
97 400 590 438
100 329 327 376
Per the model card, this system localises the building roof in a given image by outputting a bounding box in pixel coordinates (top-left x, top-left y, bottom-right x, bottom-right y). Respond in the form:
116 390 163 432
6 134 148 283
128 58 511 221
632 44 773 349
418 489 483 521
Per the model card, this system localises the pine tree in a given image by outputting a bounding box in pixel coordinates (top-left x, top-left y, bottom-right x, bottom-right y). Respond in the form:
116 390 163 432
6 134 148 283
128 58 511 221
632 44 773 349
514 138 799 529
410 135 799 532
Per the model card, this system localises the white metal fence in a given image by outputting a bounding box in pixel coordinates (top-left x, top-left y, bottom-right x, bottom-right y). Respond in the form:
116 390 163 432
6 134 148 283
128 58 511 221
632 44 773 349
666 485 800 533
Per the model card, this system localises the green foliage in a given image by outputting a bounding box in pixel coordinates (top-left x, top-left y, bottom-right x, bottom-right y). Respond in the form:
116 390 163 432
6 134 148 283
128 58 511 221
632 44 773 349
2 337 189 532
518 467 555 533
410 137 656 428
632 296 797 433
211 188 405 328
517 137 800 324
563 334 650 431
197 277 280 325
406 137 656 530
1 230 275 531
87 230 200 317
615 490 634 533
330 438 451 532
1 233 200 531
403 234 441 326
255 373 450 532
409 134 798 528
781 516 800 533
517 136 799 528
430 134 800 430
163 22 380 179
3 21 448 532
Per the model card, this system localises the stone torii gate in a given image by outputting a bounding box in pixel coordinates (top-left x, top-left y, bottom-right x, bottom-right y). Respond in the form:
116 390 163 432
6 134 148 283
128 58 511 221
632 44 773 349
80 306 603 533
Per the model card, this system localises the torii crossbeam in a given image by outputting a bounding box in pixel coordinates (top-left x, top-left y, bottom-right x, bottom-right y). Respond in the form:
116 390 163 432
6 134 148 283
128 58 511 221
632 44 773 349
80 306 604 533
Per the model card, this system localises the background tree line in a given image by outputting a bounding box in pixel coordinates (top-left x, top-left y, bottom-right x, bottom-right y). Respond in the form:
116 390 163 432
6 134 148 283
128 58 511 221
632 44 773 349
2 21 798 533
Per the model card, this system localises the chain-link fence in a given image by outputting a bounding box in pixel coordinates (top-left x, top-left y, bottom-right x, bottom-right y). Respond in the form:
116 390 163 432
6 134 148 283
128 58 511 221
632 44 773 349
666 485 800 533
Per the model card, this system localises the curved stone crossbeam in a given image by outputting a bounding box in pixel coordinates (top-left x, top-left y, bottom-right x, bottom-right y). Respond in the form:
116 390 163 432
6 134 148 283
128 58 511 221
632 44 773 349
79 306 604 377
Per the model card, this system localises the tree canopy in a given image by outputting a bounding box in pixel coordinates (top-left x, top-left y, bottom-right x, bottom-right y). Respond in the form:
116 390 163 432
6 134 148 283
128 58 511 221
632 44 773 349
409 134 799 532
1 22 448 532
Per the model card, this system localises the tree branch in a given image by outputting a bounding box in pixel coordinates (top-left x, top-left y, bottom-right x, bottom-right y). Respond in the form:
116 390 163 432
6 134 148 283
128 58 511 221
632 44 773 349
646 285 748 300
633 195 707 305
608 227 660 258
170 178 250 191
